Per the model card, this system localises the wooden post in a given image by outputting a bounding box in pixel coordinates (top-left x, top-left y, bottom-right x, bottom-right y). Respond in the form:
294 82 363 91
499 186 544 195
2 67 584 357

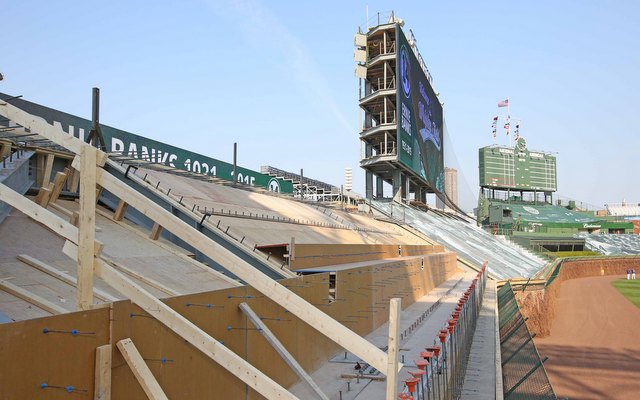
386 298 402 400
95 344 112 400
42 153 55 186
34 183 54 206
149 223 163 241
113 200 128 221
116 339 168 400
49 171 69 204
77 145 97 310
239 302 329 400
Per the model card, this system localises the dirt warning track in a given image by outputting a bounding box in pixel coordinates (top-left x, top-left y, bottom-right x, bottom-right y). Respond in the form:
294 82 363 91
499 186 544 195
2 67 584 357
535 275 640 400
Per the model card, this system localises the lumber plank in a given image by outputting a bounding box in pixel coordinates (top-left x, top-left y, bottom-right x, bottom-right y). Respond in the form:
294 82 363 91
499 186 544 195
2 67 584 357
95 344 112 400
42 153 54 186
78 145 97 310
17 254 118 302
116 338 169 400
49 170 68 203
0 182 78 243
240 302 329 400
117 338 168 400
0 279 67 314
385 298 402 400
102 257 179 297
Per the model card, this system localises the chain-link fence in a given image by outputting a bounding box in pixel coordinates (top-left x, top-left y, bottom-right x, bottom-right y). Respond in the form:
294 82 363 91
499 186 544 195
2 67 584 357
498 282 557 399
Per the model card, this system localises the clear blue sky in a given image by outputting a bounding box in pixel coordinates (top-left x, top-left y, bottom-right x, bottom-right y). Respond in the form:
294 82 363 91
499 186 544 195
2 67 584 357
2 0 639 211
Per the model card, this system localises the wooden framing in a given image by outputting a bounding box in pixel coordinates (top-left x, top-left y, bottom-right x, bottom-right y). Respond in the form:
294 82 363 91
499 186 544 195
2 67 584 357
94 164 390 372
95 344 112 400
385 298 401 400
92 253 299 400
116 339 168 400
78 145 98 310
1 180 299 399
0 103 398 382
0 279 67 315
239 302 329 400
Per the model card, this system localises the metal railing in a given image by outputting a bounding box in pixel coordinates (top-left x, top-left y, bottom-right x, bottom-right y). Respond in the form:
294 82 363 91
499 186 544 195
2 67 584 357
397 263 488 400
498 282 556 399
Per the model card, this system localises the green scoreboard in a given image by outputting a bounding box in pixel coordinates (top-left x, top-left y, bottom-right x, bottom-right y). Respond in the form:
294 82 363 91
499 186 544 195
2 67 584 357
479 137 557 192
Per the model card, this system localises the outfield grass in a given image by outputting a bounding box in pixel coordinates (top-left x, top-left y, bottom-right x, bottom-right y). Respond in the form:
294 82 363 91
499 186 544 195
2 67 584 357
612 279 640 308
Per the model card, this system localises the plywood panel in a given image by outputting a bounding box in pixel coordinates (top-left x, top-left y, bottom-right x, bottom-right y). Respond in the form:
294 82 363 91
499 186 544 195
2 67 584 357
0 308 110 399
290 244 399 270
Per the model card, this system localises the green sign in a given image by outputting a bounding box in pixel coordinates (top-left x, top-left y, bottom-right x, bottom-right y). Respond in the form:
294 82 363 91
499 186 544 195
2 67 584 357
396 27 444 192
0 93 293 193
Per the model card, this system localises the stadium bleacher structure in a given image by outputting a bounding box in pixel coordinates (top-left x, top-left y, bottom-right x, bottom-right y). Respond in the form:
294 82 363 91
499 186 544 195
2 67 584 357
606 203 640 217
371 200 547 279
577 233 640 255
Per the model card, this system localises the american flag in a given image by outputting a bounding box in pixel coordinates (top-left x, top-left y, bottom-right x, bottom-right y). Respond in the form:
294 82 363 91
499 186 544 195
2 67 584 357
498 99 509 107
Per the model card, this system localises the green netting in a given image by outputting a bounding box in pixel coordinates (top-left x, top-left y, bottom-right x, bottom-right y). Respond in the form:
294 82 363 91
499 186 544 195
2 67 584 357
499 282 557 399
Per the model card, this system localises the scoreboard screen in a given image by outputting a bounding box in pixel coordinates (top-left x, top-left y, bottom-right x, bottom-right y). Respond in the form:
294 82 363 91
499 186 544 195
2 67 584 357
479 138 557 192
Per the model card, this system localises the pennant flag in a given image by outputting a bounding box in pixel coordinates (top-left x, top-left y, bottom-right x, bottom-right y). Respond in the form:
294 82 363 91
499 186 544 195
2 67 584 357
493 116 498 121
492 129 497 138
514 122 520 140
498 99 509 107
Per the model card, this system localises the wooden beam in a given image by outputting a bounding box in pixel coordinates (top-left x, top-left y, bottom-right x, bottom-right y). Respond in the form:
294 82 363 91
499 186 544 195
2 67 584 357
78 145 97 310
239 302 329 400
86 254 298 400
95 165 391 373
0 279 67 314
149 223 163 241
385 298 401 400
113 200 128 221
42 153 55 186
0 182 79 242
50 202 74 218
95 344 112 400
0 102 83 154
0 182 104 256
102 256 179 297
49 170 69 203
69 167 81 192
17 254 118 302
116 338 168 400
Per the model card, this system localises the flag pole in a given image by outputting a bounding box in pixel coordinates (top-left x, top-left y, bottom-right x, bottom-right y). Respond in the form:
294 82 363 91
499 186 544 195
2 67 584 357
508 97 512 148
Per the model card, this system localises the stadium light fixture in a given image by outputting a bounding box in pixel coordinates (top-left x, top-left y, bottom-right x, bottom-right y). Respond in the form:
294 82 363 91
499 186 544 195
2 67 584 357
0 72 3 81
